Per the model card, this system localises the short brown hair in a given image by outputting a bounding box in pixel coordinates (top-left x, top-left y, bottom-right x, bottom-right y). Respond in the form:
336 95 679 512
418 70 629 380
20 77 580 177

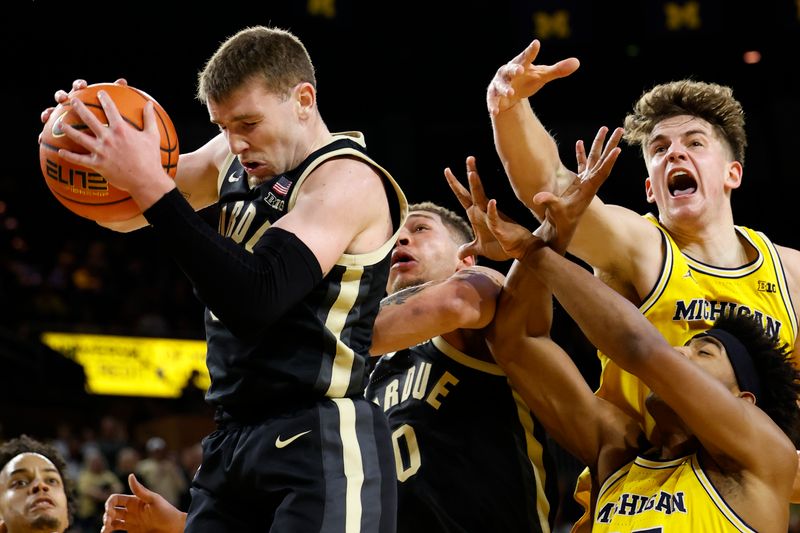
197 26 316 104
623 80 747 165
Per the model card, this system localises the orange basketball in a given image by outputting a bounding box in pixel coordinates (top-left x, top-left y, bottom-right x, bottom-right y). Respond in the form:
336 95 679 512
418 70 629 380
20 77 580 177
39 83 179 222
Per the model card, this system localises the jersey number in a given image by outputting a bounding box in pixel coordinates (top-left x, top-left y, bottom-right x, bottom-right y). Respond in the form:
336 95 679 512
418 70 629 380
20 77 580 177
391 424 421 481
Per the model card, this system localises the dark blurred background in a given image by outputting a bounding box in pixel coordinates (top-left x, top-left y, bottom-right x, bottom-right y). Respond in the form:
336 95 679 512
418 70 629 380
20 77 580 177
2 1 800 530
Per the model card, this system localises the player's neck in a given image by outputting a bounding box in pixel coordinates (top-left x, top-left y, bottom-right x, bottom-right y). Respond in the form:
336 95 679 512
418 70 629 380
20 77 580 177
666 217 752 268
653 432 697 460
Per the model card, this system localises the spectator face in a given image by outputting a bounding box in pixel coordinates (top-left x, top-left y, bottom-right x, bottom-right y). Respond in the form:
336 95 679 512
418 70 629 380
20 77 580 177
0 452 69 533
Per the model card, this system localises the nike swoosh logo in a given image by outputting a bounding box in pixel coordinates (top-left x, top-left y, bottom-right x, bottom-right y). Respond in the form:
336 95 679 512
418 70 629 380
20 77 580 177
228 172 241 183
275 430 311 449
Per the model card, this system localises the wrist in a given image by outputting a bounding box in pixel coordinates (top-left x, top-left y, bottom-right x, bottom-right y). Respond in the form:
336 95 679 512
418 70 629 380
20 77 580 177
130 174 177 211
517 234 543 266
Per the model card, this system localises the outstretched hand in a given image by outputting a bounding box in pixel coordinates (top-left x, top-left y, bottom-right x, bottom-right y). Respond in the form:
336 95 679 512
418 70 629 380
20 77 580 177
487 39 580 116
444 156 514 262
532 126 623 254
102 473 186 533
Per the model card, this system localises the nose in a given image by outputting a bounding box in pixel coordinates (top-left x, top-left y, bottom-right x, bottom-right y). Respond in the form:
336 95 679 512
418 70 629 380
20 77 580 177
226 133 249 155
30 477 49 493
396 227 411 246
666 144 688 162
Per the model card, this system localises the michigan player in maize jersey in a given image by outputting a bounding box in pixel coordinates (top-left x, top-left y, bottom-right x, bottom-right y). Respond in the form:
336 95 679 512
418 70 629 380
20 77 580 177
48 26 406 533
457 148 800 533
365 191 557 533
485 40 800 515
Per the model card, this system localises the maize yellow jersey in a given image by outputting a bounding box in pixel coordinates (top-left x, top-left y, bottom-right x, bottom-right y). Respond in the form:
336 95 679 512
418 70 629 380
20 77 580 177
594 453 756 532
596 214 797 435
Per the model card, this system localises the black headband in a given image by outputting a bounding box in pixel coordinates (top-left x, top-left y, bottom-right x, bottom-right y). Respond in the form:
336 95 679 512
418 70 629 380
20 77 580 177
694 328 762 401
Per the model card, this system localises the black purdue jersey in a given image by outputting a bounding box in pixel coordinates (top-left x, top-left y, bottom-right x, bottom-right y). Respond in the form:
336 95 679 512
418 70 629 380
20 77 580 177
205 132 406 415
366 337 557 533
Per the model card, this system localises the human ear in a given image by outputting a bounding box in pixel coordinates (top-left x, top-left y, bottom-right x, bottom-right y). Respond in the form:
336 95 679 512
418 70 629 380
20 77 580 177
724 161 743 190
295 83 316 118
739 390 756 405
645 176 656 204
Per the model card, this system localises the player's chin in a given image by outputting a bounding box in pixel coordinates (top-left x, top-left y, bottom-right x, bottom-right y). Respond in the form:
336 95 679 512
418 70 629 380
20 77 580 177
388 276 423 295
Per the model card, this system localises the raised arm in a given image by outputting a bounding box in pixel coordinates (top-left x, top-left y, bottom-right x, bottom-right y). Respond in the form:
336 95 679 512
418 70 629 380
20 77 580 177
488 39 579 216
490 205 796 497
481 135 636 475
487 254 631 473
370 265 503 355
489 44 663 291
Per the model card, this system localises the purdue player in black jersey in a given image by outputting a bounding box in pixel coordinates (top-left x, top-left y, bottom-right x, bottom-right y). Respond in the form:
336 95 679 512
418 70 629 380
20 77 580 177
365 184 557 533
45 26 406 533
98 177 556 533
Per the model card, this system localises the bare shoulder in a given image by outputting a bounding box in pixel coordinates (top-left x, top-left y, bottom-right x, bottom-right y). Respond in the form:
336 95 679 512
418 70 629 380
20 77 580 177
576 201 664 302
776 244 800 275
775 244 800 314
453 265 506 287
308 154 386 188
277 155 393 265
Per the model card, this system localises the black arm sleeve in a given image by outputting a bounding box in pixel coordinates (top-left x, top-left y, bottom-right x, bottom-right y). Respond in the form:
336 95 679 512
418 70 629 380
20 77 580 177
143 188 323 341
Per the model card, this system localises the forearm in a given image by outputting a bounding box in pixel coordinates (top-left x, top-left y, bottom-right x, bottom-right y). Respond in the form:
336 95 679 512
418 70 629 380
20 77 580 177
144 189 322 341
489 258 605 468
371 284 459 354
371 272 498 355
526 247 670 372
490 259 552 344
492 100 565 214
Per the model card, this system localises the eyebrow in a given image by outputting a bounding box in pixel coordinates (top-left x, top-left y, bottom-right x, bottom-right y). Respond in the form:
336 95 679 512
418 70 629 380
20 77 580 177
9 467 59 476
647 128 710 146
210 113 262 126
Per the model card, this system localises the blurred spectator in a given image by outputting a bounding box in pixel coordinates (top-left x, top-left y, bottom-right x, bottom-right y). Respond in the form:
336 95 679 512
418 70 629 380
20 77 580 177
75 447 122 532
50 423 82 483
136 437 186 508
114 447 141 496
177 443 202 511
95 415 128 469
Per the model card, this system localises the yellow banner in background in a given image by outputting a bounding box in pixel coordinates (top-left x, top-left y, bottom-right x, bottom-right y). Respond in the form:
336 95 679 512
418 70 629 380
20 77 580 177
41 332 210 398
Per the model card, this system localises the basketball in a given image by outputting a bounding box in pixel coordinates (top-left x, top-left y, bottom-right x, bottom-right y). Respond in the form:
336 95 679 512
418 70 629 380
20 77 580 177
39 83 179 222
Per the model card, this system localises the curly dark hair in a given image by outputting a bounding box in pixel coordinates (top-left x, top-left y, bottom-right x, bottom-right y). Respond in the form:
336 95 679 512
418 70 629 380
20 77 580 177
711 314 800 446
623 79 747 165
0 435 76 526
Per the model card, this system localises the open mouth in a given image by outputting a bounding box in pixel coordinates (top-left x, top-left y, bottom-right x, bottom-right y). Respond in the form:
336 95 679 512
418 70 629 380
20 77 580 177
391 250 416 268
668 171 697 197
